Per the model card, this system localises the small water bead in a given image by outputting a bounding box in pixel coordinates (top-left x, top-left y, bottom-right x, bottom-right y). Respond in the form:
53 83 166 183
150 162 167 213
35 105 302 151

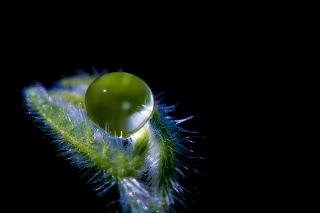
85 72 154 138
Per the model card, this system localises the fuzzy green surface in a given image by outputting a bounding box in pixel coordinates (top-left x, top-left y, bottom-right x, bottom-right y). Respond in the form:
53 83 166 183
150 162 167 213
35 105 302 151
23 72 186 213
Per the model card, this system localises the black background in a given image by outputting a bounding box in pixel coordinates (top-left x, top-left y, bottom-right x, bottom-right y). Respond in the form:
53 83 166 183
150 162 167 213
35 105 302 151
3 8 258 211
2 3 293 212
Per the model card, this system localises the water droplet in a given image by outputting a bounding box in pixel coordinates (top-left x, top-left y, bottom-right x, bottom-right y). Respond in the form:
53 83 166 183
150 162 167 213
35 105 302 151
85 72 154 138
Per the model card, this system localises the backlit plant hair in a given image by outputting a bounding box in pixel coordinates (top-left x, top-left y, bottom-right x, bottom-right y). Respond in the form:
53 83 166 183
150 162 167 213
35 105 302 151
23 70 202 213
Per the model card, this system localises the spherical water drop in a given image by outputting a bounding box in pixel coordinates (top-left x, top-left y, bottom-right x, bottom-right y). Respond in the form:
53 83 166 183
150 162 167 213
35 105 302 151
85 72 154 138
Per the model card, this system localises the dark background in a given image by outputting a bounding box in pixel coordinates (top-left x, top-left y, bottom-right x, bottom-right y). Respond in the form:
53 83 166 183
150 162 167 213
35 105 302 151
3 7 256 210
1 1 289 211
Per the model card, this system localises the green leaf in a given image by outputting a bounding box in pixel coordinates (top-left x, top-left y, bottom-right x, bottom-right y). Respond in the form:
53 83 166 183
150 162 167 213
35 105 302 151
23 71 197 213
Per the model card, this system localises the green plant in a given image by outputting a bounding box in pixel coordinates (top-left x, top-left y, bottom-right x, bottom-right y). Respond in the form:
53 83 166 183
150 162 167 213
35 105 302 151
23 70 201 213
